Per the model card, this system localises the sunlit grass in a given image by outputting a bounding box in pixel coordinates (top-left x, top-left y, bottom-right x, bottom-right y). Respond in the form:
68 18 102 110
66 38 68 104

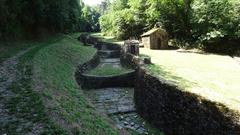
140 48 240 111
90 32 124 45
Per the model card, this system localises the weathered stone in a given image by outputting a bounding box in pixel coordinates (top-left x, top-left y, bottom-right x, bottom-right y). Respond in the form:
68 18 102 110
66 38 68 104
124 121 128 126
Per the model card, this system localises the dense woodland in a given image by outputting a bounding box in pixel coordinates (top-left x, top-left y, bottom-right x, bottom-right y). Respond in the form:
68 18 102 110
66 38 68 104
0 0 100 40
99 0 240 54
0 0 239 54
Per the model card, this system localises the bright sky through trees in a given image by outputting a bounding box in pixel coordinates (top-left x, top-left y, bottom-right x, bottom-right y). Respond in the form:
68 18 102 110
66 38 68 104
82 0 103 6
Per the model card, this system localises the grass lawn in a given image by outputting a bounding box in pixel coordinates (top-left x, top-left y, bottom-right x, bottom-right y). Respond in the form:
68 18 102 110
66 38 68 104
86 64 134 76
140 48 240 111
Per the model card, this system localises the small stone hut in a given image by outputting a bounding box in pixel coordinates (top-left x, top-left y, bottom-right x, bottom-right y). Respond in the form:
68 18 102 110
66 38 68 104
141 28 168 49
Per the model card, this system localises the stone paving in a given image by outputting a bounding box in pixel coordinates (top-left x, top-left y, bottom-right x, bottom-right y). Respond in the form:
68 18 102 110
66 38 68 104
84 88 135 114
84 88 155 135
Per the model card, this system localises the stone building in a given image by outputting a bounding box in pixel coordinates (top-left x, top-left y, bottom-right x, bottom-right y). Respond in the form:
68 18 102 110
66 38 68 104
141 28 168 49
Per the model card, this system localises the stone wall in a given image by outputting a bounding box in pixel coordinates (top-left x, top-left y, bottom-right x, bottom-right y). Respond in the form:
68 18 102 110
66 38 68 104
76 34 135 89
75 54 100 86
80 71 135 89
121 52 240 135
120 53 142 70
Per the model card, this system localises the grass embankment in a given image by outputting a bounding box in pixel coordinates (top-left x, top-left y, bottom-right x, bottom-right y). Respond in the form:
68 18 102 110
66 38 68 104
33 35 119 134
1 36 66 134
1 35 119 134
86 64 134 76
140 48 240 111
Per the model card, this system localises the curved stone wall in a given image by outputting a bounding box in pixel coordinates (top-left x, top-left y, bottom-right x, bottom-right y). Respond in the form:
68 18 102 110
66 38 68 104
76 34 135 89
80 71 135 89
75 54 100 86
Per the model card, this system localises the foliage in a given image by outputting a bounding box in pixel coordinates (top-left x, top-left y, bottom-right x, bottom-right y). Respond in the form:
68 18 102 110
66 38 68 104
0 0 100 40
191 0 240 41
99 0 193 39
99 0 239 53
82 6 101 32
99 0 148 39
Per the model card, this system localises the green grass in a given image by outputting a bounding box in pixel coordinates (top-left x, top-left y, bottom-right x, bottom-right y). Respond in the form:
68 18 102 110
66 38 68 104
32 35 120 134
89 33 123 45
86 64 134 76
0 41 36 62
140 48 240 111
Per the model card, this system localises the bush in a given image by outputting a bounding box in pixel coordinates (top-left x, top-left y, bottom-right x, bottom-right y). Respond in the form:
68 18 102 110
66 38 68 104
203 38 240 56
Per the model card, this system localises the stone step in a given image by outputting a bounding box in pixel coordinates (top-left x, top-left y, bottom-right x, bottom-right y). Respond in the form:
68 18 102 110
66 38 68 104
100 58 120 63
98 50 120 58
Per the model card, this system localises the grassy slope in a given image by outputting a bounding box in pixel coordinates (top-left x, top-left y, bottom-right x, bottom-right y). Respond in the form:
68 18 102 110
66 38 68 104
32 36 119 134
1 35 119 134
140 48 240 111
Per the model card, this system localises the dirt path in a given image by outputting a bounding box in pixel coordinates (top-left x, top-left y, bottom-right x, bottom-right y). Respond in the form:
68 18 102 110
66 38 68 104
0 47 43 135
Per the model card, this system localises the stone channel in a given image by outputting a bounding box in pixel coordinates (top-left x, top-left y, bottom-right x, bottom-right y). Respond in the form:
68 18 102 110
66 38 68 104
82 44 160 135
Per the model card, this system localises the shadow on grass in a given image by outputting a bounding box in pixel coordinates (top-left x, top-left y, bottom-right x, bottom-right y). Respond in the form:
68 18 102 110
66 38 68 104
146 64 198 90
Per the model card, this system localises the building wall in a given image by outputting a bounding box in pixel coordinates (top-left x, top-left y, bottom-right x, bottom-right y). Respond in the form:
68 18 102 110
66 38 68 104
142 37 150 48
142 30 169 50
150 33 160 49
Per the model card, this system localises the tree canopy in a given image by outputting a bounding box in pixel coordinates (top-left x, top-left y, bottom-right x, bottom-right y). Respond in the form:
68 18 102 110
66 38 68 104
0 0 100 40
99 0 240 43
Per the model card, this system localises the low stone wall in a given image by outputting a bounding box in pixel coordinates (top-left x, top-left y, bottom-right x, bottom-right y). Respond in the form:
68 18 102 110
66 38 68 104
75 54 100 86
75 51 135 89
121 52 240 135
80 71 135 89
120 53 142 70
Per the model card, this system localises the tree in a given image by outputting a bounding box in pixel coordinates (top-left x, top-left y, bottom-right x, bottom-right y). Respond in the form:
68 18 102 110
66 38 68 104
0 0 95 40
